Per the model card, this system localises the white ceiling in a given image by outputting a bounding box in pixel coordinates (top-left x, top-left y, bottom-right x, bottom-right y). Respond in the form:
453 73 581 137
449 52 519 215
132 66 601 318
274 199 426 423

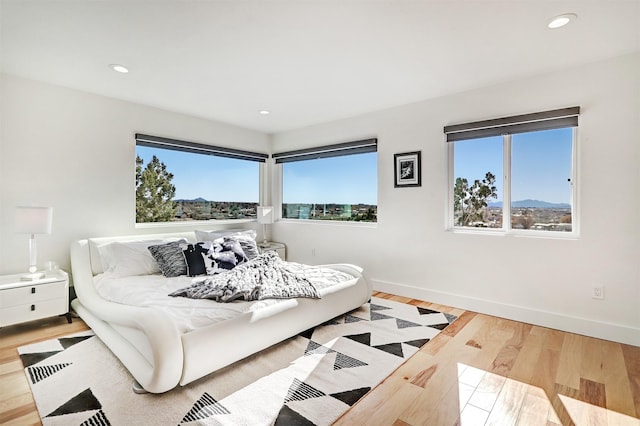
1 1 639 134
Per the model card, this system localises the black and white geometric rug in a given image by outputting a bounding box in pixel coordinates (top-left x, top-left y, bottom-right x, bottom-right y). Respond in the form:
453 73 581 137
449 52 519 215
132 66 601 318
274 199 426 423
19 297 456 425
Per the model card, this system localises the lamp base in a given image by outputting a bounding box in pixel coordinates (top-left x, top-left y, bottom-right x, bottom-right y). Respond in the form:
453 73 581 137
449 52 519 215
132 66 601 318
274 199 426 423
20 271 45 281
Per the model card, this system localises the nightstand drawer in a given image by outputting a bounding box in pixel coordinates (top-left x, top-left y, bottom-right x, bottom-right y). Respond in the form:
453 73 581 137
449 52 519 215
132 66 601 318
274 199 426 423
0 297 68 327
0 280 67 308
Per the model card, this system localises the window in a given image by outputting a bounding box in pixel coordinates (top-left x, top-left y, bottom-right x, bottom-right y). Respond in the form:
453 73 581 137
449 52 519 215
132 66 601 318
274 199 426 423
446 107 579 235
135 134 267 223
452 136 503 228
274 139 378 222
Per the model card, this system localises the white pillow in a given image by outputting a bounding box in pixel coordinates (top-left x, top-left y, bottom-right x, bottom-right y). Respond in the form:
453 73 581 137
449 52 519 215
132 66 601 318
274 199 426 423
98 240 165 278
195 229 257 242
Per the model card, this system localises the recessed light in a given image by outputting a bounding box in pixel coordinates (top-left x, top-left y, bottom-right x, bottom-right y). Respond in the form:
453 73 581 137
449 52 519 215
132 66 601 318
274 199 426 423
259 110 271 115
109 64 129 73
548 13 577 29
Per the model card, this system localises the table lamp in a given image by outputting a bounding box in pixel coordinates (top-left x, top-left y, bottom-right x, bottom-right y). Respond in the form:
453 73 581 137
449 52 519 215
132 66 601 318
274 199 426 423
256 206 274 247
15 206 53 280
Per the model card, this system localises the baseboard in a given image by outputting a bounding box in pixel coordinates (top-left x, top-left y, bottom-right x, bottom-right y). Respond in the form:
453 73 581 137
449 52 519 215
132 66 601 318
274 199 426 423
372 279 640 347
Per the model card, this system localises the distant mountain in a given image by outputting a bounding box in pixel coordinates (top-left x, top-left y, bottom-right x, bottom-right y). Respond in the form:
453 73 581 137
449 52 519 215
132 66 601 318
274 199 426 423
175 197 208 202
488 199 571 209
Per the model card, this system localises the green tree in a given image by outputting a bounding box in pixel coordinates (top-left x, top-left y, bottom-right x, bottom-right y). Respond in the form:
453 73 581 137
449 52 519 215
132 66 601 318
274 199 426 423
454 172 498 226
136 155 177 222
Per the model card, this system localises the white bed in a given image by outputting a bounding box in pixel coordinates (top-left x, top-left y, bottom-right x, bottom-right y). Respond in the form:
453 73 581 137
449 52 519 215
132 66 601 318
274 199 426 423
70 231 372 394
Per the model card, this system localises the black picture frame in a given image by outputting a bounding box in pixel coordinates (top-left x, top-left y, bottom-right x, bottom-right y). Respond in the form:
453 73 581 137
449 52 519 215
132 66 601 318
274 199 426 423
394 151 421 188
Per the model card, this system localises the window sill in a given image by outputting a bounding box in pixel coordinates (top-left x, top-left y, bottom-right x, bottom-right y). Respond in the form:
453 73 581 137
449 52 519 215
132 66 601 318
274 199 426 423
447 227 579 240
278 219 377 229
136 218 254 229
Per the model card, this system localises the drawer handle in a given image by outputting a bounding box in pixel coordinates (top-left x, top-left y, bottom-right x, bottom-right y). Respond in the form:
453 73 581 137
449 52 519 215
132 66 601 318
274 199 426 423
31 287 36 294
31 304 36 311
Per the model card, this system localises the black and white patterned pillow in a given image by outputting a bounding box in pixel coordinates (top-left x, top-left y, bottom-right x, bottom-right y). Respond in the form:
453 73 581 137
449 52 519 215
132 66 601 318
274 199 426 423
203 249 238 275
225 236 260 260
148 239 188 277
220 238 249 264
181 241 247 277
194 229 260 261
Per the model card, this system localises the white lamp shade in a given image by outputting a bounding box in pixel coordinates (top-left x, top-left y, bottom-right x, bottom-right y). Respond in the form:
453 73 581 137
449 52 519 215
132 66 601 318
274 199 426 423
256 206 274 224
15 206 53 234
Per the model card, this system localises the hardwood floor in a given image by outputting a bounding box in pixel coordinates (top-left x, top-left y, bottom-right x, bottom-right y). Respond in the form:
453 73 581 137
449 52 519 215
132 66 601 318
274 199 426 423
1 293 639 425
336 292 640 426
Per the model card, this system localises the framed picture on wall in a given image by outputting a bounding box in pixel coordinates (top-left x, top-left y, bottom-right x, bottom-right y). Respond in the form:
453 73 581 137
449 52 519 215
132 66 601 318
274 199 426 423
394 151 421 187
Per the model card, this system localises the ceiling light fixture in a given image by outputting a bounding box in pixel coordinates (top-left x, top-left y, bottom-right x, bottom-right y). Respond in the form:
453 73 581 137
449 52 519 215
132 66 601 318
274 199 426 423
259 110 271 115
109 64 129 73
548 13 577 29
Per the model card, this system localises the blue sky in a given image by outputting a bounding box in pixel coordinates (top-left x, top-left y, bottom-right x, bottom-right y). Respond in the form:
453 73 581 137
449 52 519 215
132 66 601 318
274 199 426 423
136 147 378 204
137 146 260 202
454 128 573 204
282 153 377 204
137 127 571 205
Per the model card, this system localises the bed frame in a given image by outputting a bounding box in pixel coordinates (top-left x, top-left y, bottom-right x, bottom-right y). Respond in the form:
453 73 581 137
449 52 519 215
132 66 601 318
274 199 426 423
69 232 372 393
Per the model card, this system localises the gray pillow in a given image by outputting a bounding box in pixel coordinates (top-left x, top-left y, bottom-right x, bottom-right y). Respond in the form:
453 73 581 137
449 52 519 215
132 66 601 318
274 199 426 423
148 239 188 277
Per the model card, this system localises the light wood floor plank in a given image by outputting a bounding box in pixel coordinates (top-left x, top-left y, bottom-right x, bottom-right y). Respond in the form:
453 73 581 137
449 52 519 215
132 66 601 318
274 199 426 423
0 392 34 417
467 371 506 412
0 358 23 376
581 336 605 384
556 333 584 390
516 392 552 426
602 338 637 417
508 325 548 383
399 354 461 425
466 317 516 373
558 392 608 426
621 343 640 417
484 378 529 426
421 374 467 425
490 322 532 377
529 329 569 424
606 408 640 425
2 413 41 426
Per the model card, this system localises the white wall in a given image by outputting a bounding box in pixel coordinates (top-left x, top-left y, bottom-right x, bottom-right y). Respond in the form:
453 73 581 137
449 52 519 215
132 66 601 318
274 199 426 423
271 52 640 346
1 53 637 346
0 74 269 277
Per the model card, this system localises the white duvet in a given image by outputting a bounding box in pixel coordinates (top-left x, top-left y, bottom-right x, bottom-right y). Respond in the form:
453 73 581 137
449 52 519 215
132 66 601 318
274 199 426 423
94 263 355 333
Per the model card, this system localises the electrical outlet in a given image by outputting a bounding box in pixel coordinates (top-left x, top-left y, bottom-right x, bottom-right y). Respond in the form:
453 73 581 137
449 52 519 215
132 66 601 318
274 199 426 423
592 286 604 300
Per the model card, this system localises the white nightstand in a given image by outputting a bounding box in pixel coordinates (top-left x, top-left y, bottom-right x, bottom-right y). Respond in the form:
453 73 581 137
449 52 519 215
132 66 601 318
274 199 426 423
258 242 287 260
0 269 71 327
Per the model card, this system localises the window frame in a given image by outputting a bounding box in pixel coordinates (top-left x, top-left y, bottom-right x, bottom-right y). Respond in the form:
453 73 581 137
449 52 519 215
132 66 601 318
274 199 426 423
134 134 268 226
273 138 378 225
446 109 579 238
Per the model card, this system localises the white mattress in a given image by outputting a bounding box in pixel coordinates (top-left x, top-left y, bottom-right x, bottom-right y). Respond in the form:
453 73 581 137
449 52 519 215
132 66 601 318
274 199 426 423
94 263 355 333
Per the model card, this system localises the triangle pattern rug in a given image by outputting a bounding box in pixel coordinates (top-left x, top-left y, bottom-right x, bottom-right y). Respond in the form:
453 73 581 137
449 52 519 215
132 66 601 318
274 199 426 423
19 296 456 426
